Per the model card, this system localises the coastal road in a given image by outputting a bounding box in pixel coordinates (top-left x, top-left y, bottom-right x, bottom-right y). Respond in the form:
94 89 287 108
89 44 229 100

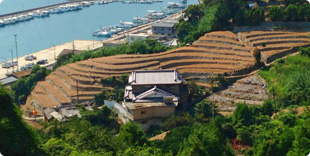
0 40 103 79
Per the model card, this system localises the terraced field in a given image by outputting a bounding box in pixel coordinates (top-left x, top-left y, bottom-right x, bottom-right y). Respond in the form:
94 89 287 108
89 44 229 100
208 74 269 115
24 31 257 114
23 30 310 115
239 31 310 63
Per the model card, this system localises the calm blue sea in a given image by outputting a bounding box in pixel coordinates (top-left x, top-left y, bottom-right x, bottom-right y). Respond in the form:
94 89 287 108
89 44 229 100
0 0 198 60
0 0 67 15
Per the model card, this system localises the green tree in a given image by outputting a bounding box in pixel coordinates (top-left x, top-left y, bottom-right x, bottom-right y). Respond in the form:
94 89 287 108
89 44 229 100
155 126 195 155
269 6 282 21
42 138 75 156
178 122 235 156
0 85 44 155
119 122 149 147
233 103 253 126
161 113 194 131
284 4 299 21
117 146 166 156
195 99 215 122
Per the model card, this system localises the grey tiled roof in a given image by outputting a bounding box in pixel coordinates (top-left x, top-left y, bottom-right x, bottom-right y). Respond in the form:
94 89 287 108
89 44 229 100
152 22 175 28
0 76 17 85
128 69 184 85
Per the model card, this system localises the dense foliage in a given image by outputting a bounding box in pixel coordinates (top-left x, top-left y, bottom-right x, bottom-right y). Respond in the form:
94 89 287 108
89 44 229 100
259 52 310 108
269 4 310 21
94 74 128 105
0 84 44 155
2 53 310 155
11 64 51 104
177 0 310 44
176 0 265 44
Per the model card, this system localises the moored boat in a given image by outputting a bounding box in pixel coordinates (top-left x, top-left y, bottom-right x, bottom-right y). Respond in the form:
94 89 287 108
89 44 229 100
97 30 111 37
0 19 4 26
33 10 50 17
81 1 91 7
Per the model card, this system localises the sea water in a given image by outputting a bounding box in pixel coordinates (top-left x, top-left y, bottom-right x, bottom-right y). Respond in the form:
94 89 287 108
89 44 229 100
0 0 198 60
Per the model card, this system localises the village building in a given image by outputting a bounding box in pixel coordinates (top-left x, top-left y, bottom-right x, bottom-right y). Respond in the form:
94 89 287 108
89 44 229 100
125 33 167 44
121 69 188 130
151 19 178 37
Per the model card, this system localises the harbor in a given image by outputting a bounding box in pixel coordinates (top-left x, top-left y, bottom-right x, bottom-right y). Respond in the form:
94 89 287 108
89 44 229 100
0 0 197 79
0 11 183 79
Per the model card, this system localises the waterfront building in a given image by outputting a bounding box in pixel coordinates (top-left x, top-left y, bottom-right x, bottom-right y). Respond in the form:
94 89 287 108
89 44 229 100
125 33 167 44
151 19 178 37
121 69 189 130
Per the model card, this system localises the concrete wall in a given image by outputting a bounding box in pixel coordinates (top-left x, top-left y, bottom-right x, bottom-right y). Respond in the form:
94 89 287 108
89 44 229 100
125 34 149 44
152 27 175 37
131 106 175 120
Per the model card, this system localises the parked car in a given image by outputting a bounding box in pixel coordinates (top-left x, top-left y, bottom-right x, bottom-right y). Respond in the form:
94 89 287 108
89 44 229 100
2 62 12 68
25 54 37 61
37 59 48 65
25 62 35 69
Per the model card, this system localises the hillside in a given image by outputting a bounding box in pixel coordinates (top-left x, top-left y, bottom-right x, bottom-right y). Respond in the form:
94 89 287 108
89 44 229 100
23 30 310 115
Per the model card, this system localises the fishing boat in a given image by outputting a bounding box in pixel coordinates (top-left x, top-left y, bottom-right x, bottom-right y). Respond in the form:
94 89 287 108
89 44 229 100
33 10 50 17
0 19 4 26
117 21 137 29
145 12 166 20
18 14 33 22
3 17 17 24
97 0 106 4
69 4 82 11
167 2 186 9
49 7 61 14
132 17 150 25
97 31 111 37
81 1 91 7
58 6 70 13
163 8 180 15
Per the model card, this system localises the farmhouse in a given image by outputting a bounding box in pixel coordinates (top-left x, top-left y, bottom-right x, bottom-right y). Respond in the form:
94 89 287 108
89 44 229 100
122 69 188 130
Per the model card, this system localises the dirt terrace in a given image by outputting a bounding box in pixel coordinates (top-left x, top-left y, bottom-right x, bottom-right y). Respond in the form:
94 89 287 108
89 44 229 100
24 31 257 114
24 30 310 115
208 74 269 115
239 31 310 63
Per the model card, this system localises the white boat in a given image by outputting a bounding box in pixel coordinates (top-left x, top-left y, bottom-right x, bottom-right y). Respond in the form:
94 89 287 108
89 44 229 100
18 14 33 22
49 8 61 14
28 13 34 18
3 17 16 24
58 6 70 13
133 17 149 24
98 0 106 4
0 19 5 26
81 1 91 7
33 10 50 17
69 4 82 10
145 12 166 20
97 31 111 37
